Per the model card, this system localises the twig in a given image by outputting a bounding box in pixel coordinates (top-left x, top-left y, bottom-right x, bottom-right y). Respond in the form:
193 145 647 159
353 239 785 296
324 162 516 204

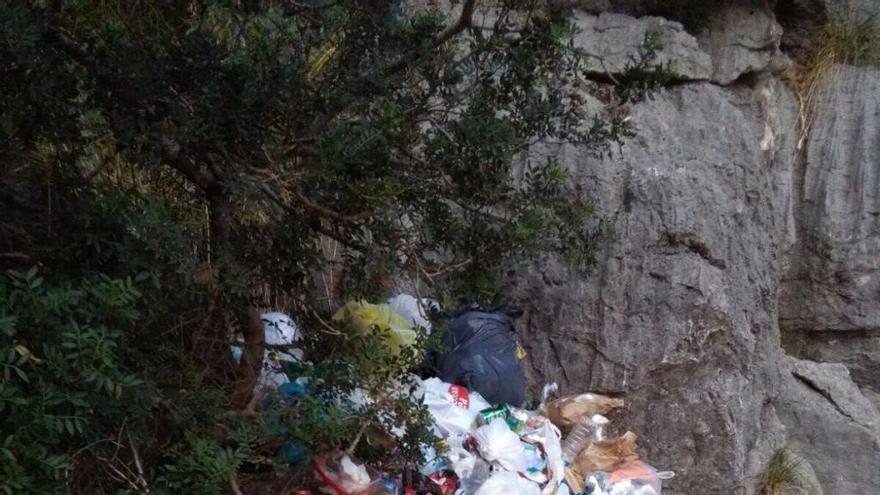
425 257 472 277
295 189 373 223
412 254 435 285
82 156 113 183
244 391 263 415
229 478 245 495
434 0 478 46
308 307 346 336
381 0 479 76
345 417 372 455
412 254 473 284
255 180 368 252
127 430 149 492
96 455 143 493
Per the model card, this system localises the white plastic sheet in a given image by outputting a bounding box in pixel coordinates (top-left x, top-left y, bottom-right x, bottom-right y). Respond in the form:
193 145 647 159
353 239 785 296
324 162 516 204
474 471 541 495
387 294 439 333
258 312 304 389
422 377 490 437
472 418 527 473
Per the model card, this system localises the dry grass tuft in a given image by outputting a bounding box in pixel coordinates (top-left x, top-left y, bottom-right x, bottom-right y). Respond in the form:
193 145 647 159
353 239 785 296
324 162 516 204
784 3 879 147
758 449 810 495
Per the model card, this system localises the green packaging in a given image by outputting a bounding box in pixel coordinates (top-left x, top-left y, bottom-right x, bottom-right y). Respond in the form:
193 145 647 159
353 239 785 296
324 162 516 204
478 404 510 425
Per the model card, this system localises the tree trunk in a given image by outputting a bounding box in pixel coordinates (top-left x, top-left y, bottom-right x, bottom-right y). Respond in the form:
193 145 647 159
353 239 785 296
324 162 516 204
229 307 265 409
206 186 265 409
208 185 233 264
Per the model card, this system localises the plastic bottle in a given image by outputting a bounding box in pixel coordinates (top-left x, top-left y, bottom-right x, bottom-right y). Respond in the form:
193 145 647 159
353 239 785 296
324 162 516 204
561 414 609 463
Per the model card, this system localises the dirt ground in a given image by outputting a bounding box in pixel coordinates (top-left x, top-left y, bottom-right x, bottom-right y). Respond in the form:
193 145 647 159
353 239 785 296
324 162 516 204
235 463 316 495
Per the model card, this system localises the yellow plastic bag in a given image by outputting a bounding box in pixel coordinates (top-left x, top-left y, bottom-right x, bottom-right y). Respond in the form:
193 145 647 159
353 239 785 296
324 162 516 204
333 300 416 354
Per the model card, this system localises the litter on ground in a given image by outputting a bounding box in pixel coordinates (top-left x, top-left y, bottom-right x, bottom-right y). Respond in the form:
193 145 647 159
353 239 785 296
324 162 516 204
239 298 674 495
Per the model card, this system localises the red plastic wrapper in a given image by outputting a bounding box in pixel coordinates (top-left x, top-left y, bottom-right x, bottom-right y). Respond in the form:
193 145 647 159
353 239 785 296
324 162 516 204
428 469 459 495
448 384 470 408
313 452 394 495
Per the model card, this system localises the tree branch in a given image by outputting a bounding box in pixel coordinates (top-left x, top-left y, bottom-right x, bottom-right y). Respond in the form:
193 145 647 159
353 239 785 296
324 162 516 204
163 152 213 191
295 189 372 223
304 217 368 253
52 27 216 192
346 416 372 455
381 0 478 76
254 180 369 252
435 0 478 46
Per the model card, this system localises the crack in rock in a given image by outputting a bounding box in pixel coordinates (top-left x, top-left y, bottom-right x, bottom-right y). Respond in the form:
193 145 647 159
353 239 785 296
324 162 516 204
792 370 870 429
657 232 728 269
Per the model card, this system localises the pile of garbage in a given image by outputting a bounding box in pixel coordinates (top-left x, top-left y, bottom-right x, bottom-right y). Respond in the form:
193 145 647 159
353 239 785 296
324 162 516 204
234 296 674 495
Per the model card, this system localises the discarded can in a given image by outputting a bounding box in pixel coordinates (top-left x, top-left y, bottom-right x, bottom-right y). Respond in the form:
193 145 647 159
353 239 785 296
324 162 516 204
506 407 529 432
478 404 510 425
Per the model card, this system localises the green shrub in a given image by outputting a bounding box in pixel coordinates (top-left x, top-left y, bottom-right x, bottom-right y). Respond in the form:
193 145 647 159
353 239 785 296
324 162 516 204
0 268 147 494
161 435 251 495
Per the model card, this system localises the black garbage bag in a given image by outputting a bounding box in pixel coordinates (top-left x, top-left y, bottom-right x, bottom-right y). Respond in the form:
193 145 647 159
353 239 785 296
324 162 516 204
438 306 526 406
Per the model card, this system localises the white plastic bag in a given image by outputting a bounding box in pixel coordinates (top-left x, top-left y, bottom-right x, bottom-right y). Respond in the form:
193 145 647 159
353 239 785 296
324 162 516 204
230 312 305 391
472 418 527 472
422 377 490 437
474 471 541 495
387 294 439 333
337 455 371 492
262 312 303 347
523 420 564 495
314 453 376 495
258 312 305 389
446 433 476 478
586 474 658 495
585 461 673 495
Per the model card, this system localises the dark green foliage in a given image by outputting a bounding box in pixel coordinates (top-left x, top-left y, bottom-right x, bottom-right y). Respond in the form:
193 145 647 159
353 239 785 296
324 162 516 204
162 433 254 495
615 32 679 104
0 268 147 493
0 1 644 492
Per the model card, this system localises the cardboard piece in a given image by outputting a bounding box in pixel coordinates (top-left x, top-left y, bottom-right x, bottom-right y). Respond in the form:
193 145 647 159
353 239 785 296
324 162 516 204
544 394 625 431
572 431 639 476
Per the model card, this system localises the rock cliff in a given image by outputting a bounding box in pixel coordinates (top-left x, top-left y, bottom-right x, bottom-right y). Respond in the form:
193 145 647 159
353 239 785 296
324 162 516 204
504 3 880 493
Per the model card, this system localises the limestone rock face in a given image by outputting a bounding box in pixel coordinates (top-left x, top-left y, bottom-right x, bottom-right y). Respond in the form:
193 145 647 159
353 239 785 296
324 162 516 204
779 358 880 494
696 5 792 84
779 64 880 402
570 11 713 80
783 329 880 398
774 64 880 494
513 13 880 494
566 5 794 84
513 79 799 494
781 66 880 336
